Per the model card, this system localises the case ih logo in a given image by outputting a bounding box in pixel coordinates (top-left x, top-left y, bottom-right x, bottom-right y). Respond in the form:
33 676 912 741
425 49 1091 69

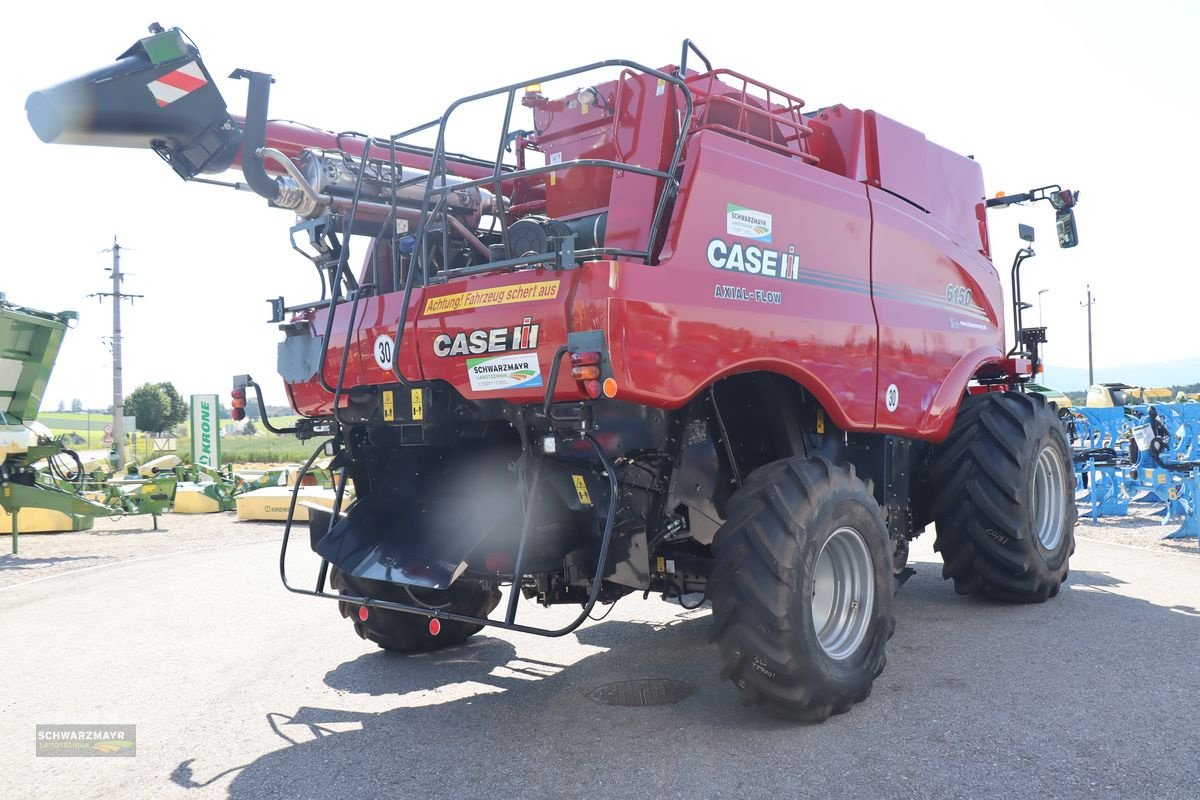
707 239 802 281
726 204 772 242
433 317 540 357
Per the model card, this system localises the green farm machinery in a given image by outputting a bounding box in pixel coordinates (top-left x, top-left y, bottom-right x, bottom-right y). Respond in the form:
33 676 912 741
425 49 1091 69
0 294 117 552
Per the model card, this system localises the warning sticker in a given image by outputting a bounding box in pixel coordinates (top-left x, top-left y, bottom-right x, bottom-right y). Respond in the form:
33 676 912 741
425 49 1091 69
466 353 544 392
410 389 424 421
146 61 208 107
572 475 593 506
423 280 560 316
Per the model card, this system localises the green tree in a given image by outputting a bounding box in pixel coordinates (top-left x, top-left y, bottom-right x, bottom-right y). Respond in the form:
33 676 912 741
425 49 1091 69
156 382 188 432
126 384 171 433
70 398 82 413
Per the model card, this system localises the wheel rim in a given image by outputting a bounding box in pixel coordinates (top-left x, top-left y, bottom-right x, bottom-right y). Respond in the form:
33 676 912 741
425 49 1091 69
811 526 875 660
1032 444 1067 551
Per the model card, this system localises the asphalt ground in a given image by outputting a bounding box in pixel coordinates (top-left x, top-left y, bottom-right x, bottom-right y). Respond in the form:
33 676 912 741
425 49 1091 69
1 514 1197 800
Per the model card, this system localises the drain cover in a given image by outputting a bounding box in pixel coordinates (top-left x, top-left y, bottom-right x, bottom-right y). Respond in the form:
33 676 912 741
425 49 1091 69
587 678 697 707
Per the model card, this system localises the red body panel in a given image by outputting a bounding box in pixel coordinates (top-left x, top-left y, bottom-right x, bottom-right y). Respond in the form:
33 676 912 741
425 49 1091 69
285 73 1003 444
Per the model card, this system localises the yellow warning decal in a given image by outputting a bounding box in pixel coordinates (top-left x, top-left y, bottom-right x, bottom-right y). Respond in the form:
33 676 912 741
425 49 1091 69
1158 473 1166 485
816 408 825 434
382 390 395 422
572 474 592 506
656 556 666 573
422 280 560 316
410 389 424 421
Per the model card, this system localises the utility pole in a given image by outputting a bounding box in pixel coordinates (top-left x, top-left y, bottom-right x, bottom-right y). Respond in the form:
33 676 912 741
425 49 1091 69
89 237 143 467
1080 284 1095 387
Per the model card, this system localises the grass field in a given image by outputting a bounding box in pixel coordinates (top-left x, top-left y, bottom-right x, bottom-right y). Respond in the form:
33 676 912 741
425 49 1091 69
176 435 315 465
29 414 109 449
34 412 312 465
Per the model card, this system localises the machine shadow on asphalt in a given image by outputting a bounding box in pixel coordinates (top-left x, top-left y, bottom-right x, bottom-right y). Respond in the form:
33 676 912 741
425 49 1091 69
161 566 1199 798
0 554 106 573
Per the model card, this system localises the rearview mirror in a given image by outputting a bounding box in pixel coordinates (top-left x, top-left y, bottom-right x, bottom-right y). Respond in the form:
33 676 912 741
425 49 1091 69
1056 208 1079 248
1018 223 1035 243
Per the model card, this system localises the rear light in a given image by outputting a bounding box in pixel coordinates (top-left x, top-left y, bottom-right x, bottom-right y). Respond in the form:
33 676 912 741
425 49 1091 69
571 365 600 381
231 387 247 421
570 351 604 397
570 352 600 366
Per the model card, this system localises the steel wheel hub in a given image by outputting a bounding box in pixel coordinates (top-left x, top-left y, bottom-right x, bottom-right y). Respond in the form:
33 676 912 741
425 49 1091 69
1032 444 1067 551
811 526 874 660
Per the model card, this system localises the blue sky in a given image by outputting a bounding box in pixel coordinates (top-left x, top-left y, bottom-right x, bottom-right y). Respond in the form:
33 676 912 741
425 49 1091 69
3 0 1197 407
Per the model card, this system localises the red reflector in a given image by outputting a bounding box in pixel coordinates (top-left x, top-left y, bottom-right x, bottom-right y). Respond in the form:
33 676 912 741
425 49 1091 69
583 379 602 399
570 351 601 367
428 617 442 636
232 408 245 421
358 606 369 622
232 388 246 400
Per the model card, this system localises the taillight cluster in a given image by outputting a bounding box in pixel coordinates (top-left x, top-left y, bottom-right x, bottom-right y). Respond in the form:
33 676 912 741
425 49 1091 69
570 351 602 399
231 387 247 421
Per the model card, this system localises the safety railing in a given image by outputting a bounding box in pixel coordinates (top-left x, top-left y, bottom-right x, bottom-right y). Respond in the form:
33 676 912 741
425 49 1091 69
685 68 819 165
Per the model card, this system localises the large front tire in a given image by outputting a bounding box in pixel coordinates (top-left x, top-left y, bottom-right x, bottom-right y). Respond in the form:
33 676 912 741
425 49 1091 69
331 569 501 653
709 458 893 722
928 391 1076 602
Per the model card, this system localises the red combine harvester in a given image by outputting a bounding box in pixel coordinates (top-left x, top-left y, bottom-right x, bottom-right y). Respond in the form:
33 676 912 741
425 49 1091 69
28 27 1081 719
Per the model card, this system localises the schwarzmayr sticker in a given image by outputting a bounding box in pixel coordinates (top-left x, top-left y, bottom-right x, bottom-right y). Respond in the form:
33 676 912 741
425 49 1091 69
726 204 772 243
466 353 544 392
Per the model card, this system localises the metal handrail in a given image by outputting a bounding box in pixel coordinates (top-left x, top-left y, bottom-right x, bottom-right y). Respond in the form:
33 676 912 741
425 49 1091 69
411 57 694 271
686 67 819 165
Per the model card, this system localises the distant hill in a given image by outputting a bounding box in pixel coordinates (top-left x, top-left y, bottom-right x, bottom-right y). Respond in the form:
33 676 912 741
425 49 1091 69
1043 358 1200 392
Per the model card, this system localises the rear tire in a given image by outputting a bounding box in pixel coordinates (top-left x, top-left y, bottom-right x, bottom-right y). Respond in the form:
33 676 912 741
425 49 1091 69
330 569 501 653
928 391 1076 602
708 458 893 722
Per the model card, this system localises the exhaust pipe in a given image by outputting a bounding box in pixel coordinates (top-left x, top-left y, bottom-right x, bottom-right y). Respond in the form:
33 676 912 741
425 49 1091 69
25 26 241 180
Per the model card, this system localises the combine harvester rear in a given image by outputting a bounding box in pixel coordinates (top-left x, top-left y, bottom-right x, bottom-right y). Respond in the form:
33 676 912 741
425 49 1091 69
27 26 1084 718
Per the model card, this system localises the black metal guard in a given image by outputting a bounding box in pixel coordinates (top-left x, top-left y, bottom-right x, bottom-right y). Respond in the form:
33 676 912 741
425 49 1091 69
278 433 622 637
